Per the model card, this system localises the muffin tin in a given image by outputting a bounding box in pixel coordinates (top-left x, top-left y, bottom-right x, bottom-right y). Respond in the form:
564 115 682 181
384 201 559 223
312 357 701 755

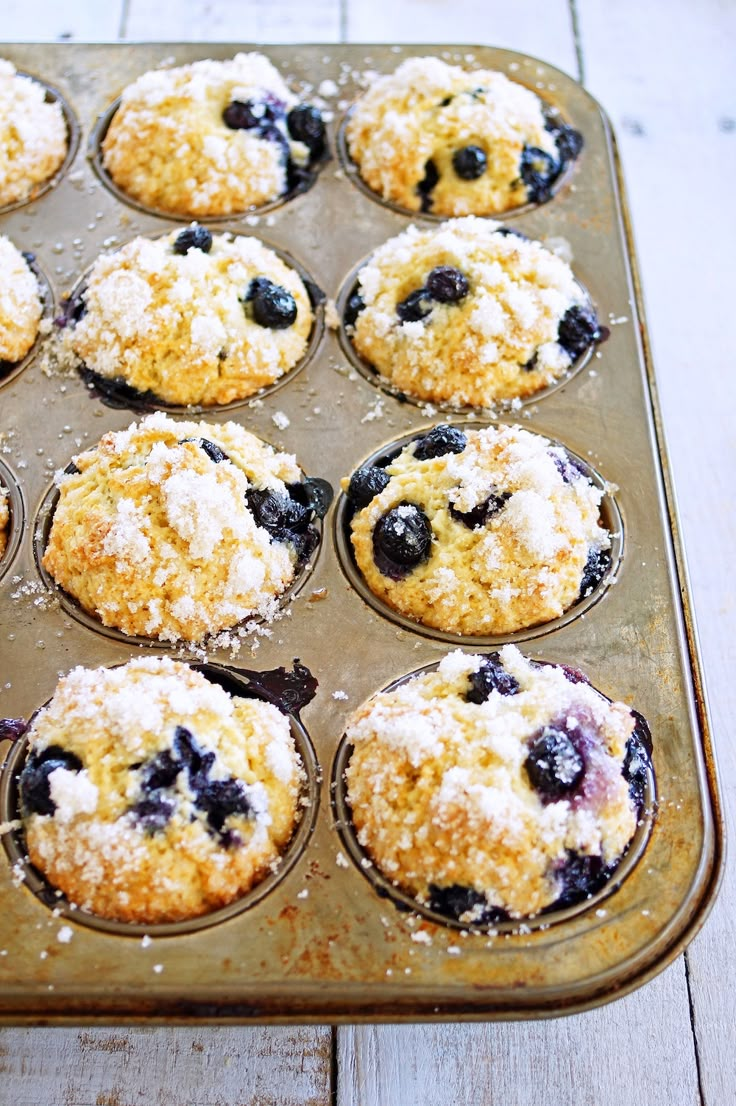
0 43 723 1023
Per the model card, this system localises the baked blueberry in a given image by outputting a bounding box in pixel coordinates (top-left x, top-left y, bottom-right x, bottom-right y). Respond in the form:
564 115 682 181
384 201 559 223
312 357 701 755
140 748 181 792
0 718 27 742
428 883 508 923
344 292 366 331
579 546 611 598
524 725 585 801
347 465 391 509
553 124 584 166
246 277 298 329
425 266 469 303
560 665 591 686
449 488 511 529
452 145 487 180
551 851 607 909
173 225 213 255
180 437 229 464
288 477 334 518
195 778 253 836
20 746 84 817
223 98 283 130
131 795 176 834
413 424 467 461
557 305 604 359
397 288 433 323
257 124 290 156
417 158 439 211
286 104 326 158
520 145 559 203
373 503 432 576
550 449 588 484
466 653 520 703
246 486 310 539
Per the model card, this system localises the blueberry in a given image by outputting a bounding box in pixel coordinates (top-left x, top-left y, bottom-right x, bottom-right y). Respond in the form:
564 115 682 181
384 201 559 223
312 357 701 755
428 883 508 924
246 487 310 539
521 353 538 372
449 488 511 529
550 449 587 484
344 291 365 328
466 653 520 703
140 749 180 793
554 124 584 166
223 98 283 130
520 145 559 203
373 503 432 578
623 709 653 810
557 305 604 359
425 266 469 304
495 227 529 241
257 124 290 156
20 746 83 817
286 160 315 194
64 461 81 476
452 145 487 180
246 277 298 329
397 288 433 323
173 225 213 255
286 104 326 158
550 851 608 909
0 718 27 742
194 778 253 836
578 546 611 599
131 795 175 834
287 477 334 518
417 158 439 212
524 726 585 802
346 465 390 508
559 665 591 686
180 437 229 464
174 726 215 790
413 425 467 461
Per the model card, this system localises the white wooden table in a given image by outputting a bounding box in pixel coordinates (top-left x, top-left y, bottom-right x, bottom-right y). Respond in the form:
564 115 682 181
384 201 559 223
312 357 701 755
2 2 734 1103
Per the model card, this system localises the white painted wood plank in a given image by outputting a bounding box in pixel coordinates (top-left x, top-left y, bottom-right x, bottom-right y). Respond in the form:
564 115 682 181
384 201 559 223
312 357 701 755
345 0 578 77
339 963 699 1106
577 2 736 1103
124 0 342 43
0 1026 333 1106
4 1 122 42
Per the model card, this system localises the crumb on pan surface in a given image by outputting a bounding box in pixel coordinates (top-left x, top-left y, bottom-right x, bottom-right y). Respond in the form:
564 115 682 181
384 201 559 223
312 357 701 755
42 412 316 643
345 57 581 217
18 656 304 924
0 59 68 208
344 423 611 636
344 646 646 922
101 52 321 216
0 235 42 363
66 228 314 407
348 217 603 407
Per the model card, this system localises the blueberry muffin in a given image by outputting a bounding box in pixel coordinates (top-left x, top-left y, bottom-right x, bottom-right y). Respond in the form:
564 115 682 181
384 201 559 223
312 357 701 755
344 646 652 923
0 59 68 208
345 57 581 216
17 656 305 924
42 412 330 643
0 484 8 559
65 229 314 407
101 53 327 216
0 236 43 365
344 424 611 636
346 217 605 407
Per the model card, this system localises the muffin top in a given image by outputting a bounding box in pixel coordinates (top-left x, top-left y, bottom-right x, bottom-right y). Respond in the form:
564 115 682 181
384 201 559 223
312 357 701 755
345 646 650 922
101 52 326 216
344 423 611 636
67 228 314 407
42 412 326 643
18 656 304 924
347 217 604 408
0 235 43 364
0 59 68 208
346 57 581 216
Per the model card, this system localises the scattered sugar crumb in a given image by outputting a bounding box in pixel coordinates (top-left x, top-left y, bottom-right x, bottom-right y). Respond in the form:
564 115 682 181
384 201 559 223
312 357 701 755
361 397 384 423
272 410 290 430
0 819 21 834
335 851 349 868
324 299 340 329
153 963 164 973
411 930 432 945
297 888 309 899
39 950 48 960
56 925 73 943
141 934 152 948
447 946 461 956
332 689 348 701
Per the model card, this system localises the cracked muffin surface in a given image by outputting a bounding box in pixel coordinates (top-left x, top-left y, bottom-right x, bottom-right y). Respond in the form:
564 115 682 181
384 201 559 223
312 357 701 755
42 412 324 643
345 646 651 923
102 52 326 216
18 656 304 924
346 57 582 216
347 217 605 407
344 423 611 636
67 228 314 406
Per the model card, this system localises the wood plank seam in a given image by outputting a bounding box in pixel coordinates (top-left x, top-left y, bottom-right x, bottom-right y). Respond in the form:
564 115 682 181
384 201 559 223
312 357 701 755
684 951 706 1106
568 0 585 83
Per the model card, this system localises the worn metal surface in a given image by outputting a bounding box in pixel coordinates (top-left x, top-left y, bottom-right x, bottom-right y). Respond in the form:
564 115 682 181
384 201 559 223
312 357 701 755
0 42 722 1023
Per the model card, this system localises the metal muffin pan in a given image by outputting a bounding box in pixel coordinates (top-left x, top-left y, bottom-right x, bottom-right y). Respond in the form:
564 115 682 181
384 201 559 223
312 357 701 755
0 43 723 1023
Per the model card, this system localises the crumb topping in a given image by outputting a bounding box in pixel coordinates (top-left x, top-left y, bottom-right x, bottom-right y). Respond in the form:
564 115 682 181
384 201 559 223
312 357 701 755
0 59 67 208
0 235 42 363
